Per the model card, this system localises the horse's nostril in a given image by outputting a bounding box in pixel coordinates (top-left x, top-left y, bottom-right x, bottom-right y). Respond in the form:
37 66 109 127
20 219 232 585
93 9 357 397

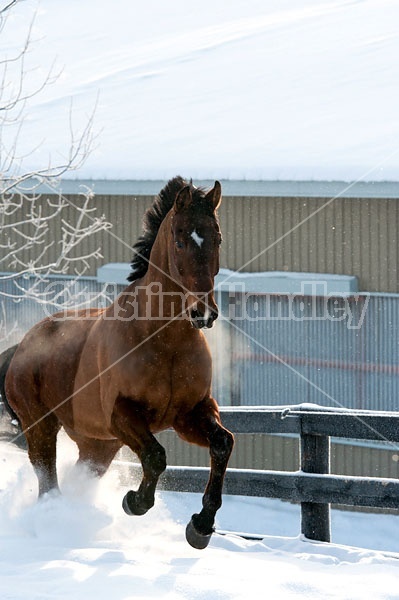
205 310 218 328
190 307 218 329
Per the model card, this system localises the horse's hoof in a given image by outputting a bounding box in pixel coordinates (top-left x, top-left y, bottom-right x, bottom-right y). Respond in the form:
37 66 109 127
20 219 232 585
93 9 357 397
185 517 213 550
122 491 148 516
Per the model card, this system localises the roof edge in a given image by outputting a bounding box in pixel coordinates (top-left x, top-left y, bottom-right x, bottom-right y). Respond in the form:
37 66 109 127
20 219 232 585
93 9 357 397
24 179 399 198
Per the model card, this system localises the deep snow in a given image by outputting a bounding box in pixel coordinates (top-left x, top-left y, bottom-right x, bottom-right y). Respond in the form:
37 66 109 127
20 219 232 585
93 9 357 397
0 435 399 600
3 0 399 181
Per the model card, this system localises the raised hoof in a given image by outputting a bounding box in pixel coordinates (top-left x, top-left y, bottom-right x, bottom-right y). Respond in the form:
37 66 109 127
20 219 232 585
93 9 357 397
122 491 148 516
185 517 213 550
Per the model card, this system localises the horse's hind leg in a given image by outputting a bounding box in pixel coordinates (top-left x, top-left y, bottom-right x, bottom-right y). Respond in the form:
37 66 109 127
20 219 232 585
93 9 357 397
110 396 166 516
174 397 234 549
23 412 61 496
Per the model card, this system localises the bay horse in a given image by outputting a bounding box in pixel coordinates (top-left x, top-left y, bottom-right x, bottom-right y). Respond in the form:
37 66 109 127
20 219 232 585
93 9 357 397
1 176 234 549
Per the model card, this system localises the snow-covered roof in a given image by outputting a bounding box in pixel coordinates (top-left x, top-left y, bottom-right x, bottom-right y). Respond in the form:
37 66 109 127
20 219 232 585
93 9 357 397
4 0 399 182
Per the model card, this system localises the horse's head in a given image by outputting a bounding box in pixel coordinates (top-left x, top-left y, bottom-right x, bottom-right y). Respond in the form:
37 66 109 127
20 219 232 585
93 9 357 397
169 181 222 329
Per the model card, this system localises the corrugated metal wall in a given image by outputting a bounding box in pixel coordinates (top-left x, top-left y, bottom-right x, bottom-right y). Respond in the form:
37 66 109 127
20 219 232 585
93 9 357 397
1 193 399 292
219 196 399 292
219 293 399 412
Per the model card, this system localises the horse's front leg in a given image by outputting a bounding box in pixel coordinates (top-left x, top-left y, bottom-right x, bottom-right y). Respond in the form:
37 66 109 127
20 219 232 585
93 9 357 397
174 398 234 549
110 396 166 516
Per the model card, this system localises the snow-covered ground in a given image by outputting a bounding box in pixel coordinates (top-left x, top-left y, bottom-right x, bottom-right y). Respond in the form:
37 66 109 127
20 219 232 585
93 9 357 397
3 0 399 181
0 435 399 600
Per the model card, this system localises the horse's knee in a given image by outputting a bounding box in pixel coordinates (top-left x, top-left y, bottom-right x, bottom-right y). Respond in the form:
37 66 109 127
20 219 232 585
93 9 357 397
210 427 234 463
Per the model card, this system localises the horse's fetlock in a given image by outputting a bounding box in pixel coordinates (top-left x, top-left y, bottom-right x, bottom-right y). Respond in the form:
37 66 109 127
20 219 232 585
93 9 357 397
202 495 222 515
192 510 215 536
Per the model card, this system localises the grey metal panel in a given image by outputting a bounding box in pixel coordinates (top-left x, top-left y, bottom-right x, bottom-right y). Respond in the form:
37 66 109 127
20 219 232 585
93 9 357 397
120 432 299 472
331 442 399 479
219 292 399 413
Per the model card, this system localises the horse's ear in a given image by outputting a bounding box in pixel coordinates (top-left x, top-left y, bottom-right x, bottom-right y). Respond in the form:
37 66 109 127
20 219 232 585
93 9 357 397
175 185 192 212
205 181 222 211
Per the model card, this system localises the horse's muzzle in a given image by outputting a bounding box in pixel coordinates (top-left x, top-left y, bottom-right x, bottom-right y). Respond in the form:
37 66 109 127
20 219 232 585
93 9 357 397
190 307 219 329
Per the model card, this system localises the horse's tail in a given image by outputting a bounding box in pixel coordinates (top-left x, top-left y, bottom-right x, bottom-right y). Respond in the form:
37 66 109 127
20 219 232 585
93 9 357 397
0 344 19 421
0 345 27 448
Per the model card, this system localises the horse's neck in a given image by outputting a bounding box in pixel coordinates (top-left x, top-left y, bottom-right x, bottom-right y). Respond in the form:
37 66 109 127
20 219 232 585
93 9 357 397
120 214 189 330
143 218 173 288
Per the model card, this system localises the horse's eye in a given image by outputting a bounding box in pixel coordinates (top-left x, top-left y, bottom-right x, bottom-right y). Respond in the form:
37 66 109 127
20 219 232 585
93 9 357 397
175 240 184 249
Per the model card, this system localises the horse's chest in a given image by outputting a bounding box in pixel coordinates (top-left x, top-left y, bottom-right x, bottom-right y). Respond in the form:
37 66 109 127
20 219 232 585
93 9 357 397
126 350 209 393
118 348 212 426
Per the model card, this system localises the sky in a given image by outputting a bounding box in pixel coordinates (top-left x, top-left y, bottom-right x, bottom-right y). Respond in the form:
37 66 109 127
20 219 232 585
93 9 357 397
2 0 399 181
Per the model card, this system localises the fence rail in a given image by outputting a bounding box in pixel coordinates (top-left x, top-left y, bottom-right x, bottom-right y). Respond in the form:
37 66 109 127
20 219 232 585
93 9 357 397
145 405 399 543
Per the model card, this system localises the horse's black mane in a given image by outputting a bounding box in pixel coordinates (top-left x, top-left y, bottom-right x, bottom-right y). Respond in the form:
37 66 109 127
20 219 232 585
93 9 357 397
128 176 210 282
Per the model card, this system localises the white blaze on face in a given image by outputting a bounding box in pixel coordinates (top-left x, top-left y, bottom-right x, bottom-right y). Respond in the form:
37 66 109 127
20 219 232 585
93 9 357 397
191 230 204 248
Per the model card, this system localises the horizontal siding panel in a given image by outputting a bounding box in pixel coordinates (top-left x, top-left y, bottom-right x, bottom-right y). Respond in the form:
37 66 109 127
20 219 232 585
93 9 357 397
1 193 399 291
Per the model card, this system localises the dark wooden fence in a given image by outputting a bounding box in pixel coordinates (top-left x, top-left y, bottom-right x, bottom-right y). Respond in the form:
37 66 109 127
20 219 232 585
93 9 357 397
150 405 399 542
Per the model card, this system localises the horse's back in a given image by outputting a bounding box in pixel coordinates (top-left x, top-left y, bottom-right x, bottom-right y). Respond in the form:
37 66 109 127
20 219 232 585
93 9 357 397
5 310 100 428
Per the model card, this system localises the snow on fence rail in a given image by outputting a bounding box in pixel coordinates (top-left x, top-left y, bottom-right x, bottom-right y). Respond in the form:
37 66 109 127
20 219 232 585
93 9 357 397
146 405 399 543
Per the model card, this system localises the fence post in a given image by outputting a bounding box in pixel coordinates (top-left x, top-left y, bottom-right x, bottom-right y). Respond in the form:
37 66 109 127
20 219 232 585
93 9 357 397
300 430 331 542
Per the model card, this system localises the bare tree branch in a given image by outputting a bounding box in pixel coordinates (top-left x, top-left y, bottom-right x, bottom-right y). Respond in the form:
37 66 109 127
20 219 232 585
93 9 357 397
0 0 19 17
0 1 113 346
